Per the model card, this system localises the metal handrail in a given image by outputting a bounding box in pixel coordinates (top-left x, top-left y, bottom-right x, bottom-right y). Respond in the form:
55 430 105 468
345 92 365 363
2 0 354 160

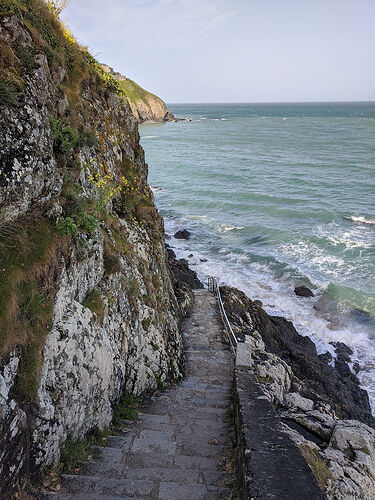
208 277 238 353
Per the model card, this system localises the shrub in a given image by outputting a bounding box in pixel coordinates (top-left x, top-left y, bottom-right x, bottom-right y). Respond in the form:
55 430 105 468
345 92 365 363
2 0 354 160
78 128 98 148
50 117 77 155
0 77 21 106
56 216 78 237
18 46 40 72
46 0 69 18
74 212 97 234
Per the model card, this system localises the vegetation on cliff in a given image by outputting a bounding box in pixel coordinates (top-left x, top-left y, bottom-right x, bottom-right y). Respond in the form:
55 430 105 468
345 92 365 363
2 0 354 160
0 0 162 403
101 65 174 123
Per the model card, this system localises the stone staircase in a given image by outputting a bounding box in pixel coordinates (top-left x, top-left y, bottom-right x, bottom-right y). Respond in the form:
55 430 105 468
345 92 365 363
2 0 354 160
43 290 235 499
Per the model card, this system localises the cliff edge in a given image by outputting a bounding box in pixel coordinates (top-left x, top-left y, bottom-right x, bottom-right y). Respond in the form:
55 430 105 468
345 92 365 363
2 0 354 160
101 64 175 123
0 1 188 496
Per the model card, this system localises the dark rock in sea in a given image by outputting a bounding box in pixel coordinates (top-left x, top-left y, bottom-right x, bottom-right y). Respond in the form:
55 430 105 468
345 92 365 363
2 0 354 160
165 234 171 240
319 351 332 364
200 258 208 262
166 244 203 289
353 361 361 374
220 285 375 427
188 254 193 258
330 341 353 363
174 229 191 240
294 285 314 298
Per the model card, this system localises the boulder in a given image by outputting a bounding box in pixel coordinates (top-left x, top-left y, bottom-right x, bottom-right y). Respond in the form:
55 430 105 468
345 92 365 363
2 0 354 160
294 285 315 298
174 229 191 240
166 244 203 289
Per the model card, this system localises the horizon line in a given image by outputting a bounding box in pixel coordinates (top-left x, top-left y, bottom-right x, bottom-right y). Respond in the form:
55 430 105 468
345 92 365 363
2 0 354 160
166 99 375 105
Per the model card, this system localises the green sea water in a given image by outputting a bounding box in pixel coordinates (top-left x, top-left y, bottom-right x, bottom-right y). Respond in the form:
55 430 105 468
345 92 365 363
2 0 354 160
140 102 375 407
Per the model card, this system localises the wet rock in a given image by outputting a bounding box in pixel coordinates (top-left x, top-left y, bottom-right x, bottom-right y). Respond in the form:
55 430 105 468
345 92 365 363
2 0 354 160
330 341 353 363
353 362 361 374
294 285 315 298
220 286 374 426
174 229 191 240
166 245 203 290
200 258 208 262
319 351 333 364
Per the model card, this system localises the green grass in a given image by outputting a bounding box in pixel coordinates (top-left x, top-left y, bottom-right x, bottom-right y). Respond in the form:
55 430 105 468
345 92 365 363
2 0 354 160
112 392 139 426
117 78 159 107
0 215 63 402
82 289 104 322
0 77 21 106
59 427 115 474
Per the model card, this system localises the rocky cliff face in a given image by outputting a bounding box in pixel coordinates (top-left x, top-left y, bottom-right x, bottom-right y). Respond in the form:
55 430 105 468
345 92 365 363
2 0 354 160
0 2 189 495
101 65 175 124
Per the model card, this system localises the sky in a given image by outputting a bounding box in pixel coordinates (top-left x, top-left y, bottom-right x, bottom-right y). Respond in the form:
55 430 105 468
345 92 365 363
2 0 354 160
64 0 375 103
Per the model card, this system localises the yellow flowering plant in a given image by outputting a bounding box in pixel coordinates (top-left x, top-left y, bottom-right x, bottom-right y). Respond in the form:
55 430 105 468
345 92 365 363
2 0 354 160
85 159 131 217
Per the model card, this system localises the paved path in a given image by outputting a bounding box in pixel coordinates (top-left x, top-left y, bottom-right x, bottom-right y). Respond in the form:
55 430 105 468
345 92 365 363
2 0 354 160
47 290 235 499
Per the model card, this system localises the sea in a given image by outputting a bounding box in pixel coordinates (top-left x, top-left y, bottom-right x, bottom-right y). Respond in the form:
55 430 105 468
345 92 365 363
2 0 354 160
139 102 375 409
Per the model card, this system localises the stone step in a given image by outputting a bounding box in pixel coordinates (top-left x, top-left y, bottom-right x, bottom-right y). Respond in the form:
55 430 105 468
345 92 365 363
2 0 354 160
80 462 227 487
142 400 228 418
158 482 229 500
91 446 125 464
80 461 125 479
41 494 142 500
124 452 224 472
60 474 154 497
53 291 235 499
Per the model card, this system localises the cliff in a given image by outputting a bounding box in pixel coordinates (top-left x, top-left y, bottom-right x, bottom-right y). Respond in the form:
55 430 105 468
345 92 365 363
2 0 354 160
101 64 175 123
0 1 189 495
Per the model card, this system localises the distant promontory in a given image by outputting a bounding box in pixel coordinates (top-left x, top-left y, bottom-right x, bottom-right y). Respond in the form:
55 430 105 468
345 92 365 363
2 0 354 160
101 64 175 123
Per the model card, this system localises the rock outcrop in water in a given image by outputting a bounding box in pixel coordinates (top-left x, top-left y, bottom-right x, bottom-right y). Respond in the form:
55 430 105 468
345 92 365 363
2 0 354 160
221 286 375 498
101 64 175 123
0 3 190 495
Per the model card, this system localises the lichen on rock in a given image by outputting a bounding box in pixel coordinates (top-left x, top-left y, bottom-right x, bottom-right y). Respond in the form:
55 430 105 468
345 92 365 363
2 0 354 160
0 2 192 495
221 285 375 499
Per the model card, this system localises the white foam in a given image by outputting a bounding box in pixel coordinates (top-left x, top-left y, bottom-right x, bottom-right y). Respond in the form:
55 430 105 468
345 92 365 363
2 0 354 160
346 215 375 225
216 223 244 233
164 216 375 412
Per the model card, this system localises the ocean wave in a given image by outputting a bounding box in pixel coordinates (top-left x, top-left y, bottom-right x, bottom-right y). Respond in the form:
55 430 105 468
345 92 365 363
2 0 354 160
345 215 375 225
150 185 162 192
315 220 373 250
142 135 158 139
216 223 244 233
164 228 375 410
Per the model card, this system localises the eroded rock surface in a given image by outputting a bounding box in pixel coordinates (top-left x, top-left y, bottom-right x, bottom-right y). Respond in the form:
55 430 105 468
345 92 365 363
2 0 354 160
221 286 375 499
0 6 190 495
42 290 234 499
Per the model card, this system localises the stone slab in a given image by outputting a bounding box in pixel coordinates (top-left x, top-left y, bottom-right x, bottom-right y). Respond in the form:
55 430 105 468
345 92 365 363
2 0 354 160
235 368 326 499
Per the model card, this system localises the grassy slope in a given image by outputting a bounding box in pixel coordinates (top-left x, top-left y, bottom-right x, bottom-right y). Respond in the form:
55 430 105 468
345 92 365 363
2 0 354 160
118 78 162 108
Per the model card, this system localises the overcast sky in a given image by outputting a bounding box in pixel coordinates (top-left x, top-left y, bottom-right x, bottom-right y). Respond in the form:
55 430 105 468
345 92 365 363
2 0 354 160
64 0 375 103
